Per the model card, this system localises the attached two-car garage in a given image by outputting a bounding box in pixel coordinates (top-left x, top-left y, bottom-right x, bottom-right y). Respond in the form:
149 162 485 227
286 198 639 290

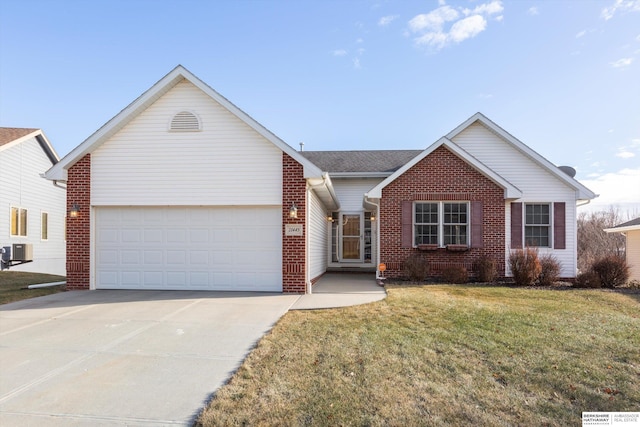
95 206 282 291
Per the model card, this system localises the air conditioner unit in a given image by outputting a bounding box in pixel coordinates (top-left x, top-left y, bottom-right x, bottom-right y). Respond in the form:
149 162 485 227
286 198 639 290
12 243 33 262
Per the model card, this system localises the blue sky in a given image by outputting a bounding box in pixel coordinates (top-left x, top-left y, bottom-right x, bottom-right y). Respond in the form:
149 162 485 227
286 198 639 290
1 0 639 213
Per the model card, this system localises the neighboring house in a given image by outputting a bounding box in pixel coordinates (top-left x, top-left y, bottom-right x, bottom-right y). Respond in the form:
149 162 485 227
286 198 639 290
45 65 596 293
604 218 640 281
0 128 66 276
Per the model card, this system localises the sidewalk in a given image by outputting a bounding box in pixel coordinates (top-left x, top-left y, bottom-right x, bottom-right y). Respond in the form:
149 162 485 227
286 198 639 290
290 273 386 310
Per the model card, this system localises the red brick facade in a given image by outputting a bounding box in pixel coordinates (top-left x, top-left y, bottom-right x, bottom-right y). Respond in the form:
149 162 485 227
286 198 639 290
379 146 506 279
66 154 91 290
282 153 307 293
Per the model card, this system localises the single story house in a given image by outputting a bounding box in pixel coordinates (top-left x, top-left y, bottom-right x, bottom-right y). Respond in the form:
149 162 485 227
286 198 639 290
1 127 66 276
45 65 596 293
604 217 640 281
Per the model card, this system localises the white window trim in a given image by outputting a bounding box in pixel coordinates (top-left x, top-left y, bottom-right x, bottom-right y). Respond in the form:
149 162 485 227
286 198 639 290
10 206 28 237
413 201 470 248
524 202 552 248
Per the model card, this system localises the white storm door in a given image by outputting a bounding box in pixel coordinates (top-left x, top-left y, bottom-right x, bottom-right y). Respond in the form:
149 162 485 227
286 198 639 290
340 213 363 262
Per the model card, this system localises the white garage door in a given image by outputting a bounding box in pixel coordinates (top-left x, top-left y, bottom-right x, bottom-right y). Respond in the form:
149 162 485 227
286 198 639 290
95 206 282 291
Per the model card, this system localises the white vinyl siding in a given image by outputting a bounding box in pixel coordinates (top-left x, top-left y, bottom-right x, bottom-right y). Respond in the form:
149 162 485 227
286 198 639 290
0 136 66 275
91 80 282 206
333 178 384 212
95 206 282 291
453 123 579 277
308 190 328 281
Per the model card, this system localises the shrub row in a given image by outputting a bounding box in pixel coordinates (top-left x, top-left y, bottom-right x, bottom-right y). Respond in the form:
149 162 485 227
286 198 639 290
402 254 500 284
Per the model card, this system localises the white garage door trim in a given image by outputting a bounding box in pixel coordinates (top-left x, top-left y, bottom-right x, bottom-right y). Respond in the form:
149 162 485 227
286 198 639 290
95 206 282 291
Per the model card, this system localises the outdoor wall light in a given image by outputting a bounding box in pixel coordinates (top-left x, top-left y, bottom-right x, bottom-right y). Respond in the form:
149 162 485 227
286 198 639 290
370 214 376 221
326 214 334 222
69 204 80 218
289 202 298 219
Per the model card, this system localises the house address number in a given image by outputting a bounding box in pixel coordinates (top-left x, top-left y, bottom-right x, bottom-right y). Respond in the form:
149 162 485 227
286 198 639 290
285 224 303 236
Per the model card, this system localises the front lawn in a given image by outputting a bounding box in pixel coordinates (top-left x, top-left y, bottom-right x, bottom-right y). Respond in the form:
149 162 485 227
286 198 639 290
198 285 640 426
0 271 66 305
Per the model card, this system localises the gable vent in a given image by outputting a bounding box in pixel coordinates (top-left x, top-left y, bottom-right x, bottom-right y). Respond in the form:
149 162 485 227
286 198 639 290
170 111 201 131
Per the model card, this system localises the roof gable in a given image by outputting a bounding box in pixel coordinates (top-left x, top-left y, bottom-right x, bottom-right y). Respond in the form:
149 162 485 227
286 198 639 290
45 65 322 181
0 127 59 164
447 113 596 200
604 217 640 233
367 137 522 199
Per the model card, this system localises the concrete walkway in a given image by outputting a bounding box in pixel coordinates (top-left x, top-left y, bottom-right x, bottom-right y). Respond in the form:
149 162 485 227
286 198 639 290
290 273 386 310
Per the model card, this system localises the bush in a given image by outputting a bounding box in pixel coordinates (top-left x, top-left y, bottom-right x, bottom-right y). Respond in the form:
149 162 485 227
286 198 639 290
537 254 561 286
403 254 430 282
591 255 630 288
574 271 602 288
509 247 541 286
626 279 640 290
475 255 498 283
441 265 468 284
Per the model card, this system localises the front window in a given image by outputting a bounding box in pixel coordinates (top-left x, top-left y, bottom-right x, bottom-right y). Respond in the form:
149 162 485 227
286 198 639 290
415 202 469 247
10 207 28 237
525 203 550 247
443 203 468 245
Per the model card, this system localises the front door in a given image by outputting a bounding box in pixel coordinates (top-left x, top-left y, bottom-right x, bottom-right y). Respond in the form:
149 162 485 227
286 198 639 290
341 213 362 262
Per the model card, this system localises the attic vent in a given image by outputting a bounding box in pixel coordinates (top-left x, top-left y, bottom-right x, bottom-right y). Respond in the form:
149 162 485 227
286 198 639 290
170 111 201 131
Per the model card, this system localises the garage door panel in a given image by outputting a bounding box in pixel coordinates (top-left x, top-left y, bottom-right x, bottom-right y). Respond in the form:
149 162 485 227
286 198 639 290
96 207 282 291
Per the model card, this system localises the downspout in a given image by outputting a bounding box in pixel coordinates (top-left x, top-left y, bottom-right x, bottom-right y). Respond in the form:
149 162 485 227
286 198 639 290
306 184 312 294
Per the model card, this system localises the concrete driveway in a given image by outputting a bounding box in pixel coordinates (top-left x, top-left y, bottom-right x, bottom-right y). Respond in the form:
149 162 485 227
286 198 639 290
0 290 299 426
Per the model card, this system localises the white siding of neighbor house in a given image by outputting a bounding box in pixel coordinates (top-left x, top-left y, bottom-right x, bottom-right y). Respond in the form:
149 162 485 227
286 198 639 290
333 178 384 212
91 80 282 206
627 230 640 281
0 136 66 275
309 189 328 281
452 123 579 277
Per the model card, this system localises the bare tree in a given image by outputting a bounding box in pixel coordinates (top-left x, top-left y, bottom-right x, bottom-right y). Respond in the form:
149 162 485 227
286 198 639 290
577 207 626 273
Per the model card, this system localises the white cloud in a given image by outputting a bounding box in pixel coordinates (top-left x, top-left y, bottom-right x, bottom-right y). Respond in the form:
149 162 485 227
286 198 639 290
353 58 361 69
356 38 364 44
610 57 633 68
616 149 636 158
578 167 640 212
576 30 587 38
408 1 501 50
449 15 487 43
602 0 640 20
527 7 539 16
408 6 459 33
631 138 640 147
378 15 399 27
332 49 348 56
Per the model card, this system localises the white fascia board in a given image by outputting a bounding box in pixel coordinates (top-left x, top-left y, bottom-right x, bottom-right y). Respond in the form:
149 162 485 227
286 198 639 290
45 67 185 181
604 225 640 233
308 173 340 210
448 113 596 200
0 129 41 153
366 136 522 199
45 65 323 181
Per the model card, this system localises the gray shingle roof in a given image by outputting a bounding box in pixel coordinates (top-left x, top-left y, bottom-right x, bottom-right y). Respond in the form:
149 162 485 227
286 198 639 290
612 217 640 229
300 150 422 173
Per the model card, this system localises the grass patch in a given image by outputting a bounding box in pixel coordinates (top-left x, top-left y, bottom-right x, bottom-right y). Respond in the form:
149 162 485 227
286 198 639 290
198 285 640 426
0 271 66 305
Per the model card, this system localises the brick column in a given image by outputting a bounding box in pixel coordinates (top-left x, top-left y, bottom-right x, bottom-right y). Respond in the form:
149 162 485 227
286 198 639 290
66 154 91 290
282 153 307 293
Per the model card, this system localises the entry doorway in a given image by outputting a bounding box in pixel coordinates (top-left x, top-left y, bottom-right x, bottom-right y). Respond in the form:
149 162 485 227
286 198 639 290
330 212 374 266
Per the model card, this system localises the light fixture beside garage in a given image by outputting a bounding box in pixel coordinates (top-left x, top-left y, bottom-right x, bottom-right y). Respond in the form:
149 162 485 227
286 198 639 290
69 204 80 218
289 202 298 219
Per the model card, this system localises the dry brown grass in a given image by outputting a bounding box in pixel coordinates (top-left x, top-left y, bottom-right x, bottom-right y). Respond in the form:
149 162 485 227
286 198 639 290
198 285 640 426
0 271 66 304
